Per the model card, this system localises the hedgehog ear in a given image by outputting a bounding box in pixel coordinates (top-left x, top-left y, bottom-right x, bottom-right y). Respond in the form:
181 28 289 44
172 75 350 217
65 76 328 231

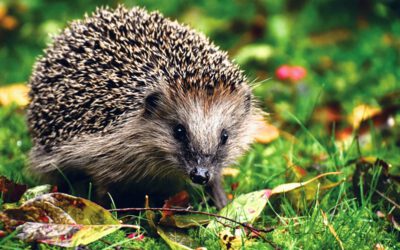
144 92 162 116
244 92 252 113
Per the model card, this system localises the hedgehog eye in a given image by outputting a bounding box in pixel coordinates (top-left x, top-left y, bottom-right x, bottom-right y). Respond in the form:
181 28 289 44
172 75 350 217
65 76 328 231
174 124 188 142
220 129 228 145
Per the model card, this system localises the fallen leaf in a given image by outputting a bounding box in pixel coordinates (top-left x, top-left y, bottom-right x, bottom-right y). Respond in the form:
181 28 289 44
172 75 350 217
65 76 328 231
349 104 381 129
207 189 272 232
0 193 139 247
0 83 29 107
254 121 279 144
221 168 240 178
18 184 54 204
271 172 342 194
159 191 190 227
16 222 125 247
157 226 200 250
207 172 342 235
160 214 210 228
162 191 190 218
219 228 252 250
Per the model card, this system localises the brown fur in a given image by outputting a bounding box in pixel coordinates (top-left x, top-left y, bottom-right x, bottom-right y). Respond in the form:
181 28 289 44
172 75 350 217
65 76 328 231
27 6 263 208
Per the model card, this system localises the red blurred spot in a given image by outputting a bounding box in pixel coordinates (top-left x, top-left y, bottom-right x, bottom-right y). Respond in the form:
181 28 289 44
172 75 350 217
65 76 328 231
248 208 255 214
293 166 307 177
336 126 353 141
275 65 291 80
231 182 239 191
127 233 136 239
290 66 307 81
262 189 272 199
275 65 307 82
127 233 144 241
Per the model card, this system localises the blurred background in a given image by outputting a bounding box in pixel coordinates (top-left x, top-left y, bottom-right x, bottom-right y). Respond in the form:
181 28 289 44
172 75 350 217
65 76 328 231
0 0 399 182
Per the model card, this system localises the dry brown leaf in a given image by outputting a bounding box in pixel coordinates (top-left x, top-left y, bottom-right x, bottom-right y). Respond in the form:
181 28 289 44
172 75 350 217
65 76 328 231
0 83 29 107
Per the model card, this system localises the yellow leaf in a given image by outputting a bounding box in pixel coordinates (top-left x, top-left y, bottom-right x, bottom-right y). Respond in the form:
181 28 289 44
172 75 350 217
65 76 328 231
219 229 252 250
254 121 279 144
349 104 380 129
271 172 342 194
221 167 240 177
0 83 29 107
0 3 7 20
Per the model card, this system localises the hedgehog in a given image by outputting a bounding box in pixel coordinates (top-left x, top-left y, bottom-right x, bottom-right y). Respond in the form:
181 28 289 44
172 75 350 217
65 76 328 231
27 6 262 209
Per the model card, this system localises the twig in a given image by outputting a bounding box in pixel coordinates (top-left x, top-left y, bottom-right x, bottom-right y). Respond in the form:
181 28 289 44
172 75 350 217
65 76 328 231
375 190 400 210
109 207 274 234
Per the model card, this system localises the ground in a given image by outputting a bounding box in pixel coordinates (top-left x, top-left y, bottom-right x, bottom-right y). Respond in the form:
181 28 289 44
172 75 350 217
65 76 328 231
0 0 399 249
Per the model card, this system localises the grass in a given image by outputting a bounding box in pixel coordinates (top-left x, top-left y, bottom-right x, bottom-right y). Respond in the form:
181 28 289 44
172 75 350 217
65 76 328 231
0 103 399 249
1 0 400 249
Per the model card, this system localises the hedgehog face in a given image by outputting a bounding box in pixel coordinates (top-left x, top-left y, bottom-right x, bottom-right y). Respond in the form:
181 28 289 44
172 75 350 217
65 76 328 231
142 87 256 185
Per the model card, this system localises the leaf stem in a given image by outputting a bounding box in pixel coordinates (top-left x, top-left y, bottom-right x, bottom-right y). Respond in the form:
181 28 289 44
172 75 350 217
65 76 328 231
108 207 274 234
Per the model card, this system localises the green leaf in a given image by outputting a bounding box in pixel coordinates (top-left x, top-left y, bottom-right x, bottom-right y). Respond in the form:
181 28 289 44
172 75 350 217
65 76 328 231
207 190 271 232
18 184 53 204
234 44 273 65
160 214 210 228
157 226 200 250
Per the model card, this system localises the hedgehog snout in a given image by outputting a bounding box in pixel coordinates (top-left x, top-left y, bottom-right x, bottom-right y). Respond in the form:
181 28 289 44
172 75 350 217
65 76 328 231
189 167 210 185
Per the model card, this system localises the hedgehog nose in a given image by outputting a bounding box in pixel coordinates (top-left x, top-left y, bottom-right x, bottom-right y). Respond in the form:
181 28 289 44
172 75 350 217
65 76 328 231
190 167 210 185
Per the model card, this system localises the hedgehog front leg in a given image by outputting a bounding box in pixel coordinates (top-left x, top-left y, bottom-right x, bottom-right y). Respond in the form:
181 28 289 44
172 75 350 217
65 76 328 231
207 176 228 209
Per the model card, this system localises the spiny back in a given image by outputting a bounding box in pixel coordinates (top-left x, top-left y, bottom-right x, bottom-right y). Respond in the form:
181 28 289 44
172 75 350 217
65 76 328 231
28 6 247 151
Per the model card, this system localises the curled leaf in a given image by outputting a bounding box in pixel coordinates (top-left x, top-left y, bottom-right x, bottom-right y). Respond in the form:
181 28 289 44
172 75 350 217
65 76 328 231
0 193 139 247
271 172 342 194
